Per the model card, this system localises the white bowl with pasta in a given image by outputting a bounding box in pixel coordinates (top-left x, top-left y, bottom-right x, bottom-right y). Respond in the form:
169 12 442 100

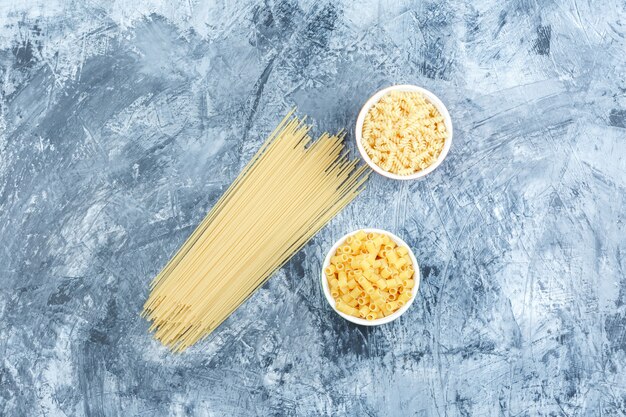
321 228 420 326
355 84 453 180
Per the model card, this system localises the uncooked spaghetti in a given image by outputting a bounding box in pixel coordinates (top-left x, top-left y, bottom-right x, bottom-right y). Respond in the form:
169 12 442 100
142 111 368 352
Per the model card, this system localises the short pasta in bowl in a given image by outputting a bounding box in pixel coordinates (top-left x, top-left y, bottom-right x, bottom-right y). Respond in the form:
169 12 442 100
356 85 453 180
321 229 420 325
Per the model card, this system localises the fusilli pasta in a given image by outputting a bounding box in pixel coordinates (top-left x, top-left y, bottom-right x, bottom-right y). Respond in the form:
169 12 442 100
361 91 448 176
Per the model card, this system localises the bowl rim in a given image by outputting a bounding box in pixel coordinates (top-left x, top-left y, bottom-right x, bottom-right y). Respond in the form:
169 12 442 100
355 84 453 180
321 228 421 326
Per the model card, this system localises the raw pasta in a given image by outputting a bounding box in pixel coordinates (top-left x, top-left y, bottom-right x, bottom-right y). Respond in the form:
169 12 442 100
143 111 369 352
361 91 448 175
326 230 415 320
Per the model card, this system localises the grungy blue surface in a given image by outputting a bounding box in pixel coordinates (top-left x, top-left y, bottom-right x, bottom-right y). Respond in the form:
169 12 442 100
0 0 625 416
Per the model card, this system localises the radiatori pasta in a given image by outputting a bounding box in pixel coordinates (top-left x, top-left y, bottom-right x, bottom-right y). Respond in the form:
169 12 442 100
361 91 448 175
325 230 415 320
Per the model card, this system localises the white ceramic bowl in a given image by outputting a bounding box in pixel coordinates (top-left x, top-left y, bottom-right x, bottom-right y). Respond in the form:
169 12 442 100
321 228 420 326
355 84 453 180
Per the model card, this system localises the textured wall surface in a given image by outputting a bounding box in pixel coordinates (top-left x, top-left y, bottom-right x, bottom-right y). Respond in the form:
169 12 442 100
1 0 625 416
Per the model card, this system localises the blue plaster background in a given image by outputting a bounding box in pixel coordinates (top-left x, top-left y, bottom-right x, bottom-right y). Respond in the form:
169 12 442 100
1 0 625 416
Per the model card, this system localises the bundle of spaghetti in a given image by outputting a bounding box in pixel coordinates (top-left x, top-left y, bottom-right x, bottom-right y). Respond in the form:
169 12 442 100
142 111 369 352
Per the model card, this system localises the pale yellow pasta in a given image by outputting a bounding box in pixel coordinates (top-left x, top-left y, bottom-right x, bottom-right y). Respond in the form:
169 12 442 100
363 269 376 282
359 277 375 294
141 114 371 352
370 290 384 302
374 298 387 312
398 292 411 305
337 301 360 316
327 230 415 320
398 270 412 281
349 287 361 299
361 91 447 175
365 240 377 254
394 257 408 268
341 294 353 304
